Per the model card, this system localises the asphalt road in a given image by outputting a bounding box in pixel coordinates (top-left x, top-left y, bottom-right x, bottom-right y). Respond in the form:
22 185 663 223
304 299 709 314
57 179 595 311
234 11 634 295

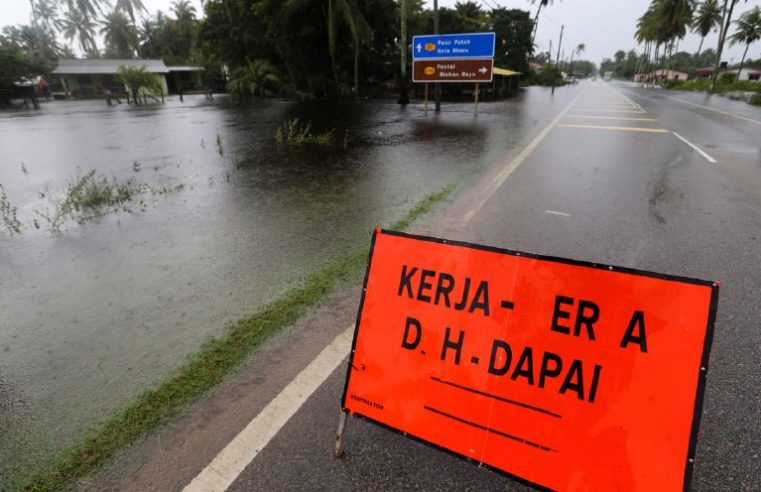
89 82 761 491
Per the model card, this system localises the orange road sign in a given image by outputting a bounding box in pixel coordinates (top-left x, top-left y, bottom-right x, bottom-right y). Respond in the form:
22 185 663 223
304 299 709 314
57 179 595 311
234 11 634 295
342 229 719 491
412 59 494 83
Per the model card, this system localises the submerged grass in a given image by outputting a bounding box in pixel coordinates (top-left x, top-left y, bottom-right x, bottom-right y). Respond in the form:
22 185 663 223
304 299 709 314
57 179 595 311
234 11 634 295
18 183 456 492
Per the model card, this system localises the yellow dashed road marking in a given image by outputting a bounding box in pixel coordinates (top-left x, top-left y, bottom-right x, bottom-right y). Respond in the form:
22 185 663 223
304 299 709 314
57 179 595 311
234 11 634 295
556 124 668 133
565 115 657 122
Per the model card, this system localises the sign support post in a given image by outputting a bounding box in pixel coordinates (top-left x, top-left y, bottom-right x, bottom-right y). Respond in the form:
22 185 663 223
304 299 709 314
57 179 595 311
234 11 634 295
333 410 348 458
474 82 479 115
424 83 429 115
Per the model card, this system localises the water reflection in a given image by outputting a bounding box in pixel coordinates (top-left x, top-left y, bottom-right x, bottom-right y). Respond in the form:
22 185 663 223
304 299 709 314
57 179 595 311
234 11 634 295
0 88 576 479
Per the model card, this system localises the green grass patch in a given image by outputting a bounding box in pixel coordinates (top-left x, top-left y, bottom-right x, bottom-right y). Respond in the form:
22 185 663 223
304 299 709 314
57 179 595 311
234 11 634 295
665 78 761 94
17 183 456 492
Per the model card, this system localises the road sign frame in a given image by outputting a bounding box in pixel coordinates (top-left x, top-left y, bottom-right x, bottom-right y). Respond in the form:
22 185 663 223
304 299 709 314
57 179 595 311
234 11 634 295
341 228 719 491
412 59 494 83
412 32 496 60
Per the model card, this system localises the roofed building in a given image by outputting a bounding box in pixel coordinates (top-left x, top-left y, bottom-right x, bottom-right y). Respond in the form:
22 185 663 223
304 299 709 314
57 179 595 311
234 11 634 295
52 59 204 98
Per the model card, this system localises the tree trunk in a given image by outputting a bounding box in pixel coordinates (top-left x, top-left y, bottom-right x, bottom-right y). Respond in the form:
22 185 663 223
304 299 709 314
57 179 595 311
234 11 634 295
697 36 704 58
398 0 408 104
328 0 339 85
531 4 543 46
29 0 37 23
736 42 749 83
712 0 735 90
354 40 359 97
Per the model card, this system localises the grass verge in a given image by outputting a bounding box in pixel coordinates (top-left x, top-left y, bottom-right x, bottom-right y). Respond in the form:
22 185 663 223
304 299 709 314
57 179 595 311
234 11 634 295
18 184 456 492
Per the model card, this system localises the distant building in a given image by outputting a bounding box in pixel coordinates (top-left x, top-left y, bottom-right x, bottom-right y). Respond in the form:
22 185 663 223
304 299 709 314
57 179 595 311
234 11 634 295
720 67 761 81
52 59 204 98
528 62 543 73
694 66 715 78
650 69 689 82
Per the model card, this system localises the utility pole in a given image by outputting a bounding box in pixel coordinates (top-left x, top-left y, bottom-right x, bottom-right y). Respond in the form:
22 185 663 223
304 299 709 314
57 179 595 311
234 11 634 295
552 24 564 94
398 0 409 104
434 0 441 112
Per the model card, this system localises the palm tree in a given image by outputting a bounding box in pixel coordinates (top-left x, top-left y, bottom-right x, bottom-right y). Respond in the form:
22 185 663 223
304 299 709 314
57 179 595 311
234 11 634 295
60 6 98 54
114 0 147 27
729 6 761 81
60 0 109 22
692 0 722 56
100 9 137 58
33 0 62 33
568 43 584 75
711 0 748 89
228 59 280 99
171 0 196 22
530 0 557 46
328 0 371 96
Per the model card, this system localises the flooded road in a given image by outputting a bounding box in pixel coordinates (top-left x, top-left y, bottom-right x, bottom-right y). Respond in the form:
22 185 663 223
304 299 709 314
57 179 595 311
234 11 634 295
0 88 580 480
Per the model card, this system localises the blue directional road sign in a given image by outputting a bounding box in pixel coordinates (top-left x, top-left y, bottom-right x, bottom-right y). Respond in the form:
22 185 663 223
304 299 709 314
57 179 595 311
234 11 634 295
412 32 495 60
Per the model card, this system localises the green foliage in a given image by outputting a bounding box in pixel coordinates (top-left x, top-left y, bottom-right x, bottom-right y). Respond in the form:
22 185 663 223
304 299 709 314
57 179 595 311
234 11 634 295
17 184 455 492
116 65 163 100
525 65 566 86
0 184 22 236
491 8 534 75
666 78 761 93
100 9 138 58
0 25 59 85
274 118 338 148
228 59 280 99
749 93 761 105
34 170 139 232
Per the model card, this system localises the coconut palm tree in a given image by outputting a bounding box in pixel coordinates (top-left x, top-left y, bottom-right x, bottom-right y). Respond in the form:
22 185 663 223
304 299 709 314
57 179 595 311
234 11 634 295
568 43 584 75
60 6 98 54
100 9 137 58
32 0 62 33
692 0 722 56
530 0 557 46
711 0 748 89
729 6 761 81
114 0 147 27
171 0 196 22
60 0 109 22
328 0 371 96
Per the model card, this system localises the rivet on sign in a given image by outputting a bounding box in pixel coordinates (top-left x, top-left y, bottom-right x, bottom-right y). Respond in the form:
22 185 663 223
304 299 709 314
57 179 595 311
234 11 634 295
701 367 706 371
689 458 695 463
609 266 613 270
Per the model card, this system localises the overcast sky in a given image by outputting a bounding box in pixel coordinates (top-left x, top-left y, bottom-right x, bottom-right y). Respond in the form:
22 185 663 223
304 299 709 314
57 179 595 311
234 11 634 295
2 0 759 66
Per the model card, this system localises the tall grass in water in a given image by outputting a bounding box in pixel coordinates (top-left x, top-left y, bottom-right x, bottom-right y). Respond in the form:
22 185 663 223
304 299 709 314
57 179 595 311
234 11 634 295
1 183 22 236
275 118 348 149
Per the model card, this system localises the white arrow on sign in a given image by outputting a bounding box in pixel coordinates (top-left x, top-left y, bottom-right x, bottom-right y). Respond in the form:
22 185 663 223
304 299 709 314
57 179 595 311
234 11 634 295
416 43 422 53
479 66 488 74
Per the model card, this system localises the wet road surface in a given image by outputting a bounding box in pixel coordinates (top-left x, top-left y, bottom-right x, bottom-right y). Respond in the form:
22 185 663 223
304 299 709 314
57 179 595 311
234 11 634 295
220 84 761 491
0 90 577 482
85 81 761 492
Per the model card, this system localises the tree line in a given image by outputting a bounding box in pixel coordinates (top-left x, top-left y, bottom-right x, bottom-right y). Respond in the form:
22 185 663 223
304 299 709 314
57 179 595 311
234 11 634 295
603 0 761 85
1 0 603 98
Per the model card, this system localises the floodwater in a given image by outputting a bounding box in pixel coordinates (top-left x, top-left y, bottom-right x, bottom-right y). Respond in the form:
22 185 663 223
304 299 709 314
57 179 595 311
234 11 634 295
0 88 577 481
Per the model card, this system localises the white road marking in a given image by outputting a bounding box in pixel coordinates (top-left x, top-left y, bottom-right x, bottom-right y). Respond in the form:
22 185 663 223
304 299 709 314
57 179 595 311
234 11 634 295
459 94 582 225
183 327 354 492
545 210 571 217
672 132 718 163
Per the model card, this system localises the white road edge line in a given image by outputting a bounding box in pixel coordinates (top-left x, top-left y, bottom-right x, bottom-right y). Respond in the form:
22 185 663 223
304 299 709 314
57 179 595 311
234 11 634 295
545 210 571 217
672 132 717 163
460 94 582 226
183 326 354 492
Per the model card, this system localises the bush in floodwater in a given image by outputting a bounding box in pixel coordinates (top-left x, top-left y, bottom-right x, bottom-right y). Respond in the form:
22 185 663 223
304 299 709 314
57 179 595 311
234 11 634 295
35 171 140 232
1 184 22 236
275 118 337 148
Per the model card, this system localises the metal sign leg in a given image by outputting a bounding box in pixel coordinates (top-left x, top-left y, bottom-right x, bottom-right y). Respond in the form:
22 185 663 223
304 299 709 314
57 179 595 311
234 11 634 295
334 410 348 458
